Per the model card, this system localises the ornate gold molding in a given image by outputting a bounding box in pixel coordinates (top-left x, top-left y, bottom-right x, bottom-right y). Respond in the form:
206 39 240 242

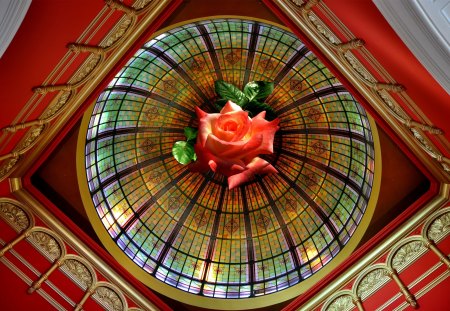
76 281 128 311
274 0 447 181
423 240 450 269
0 0 171 182
354 265 391 300
0 197 160 310
8 186 162 311
68 43 106 55
291 0 320 12
410 128 450 172
334 38 365 52
0 198 34 231
0 124 46 166
0 245 68 310
62 254 97 289
318 204 450 311
322 291 356 311
388 237 427 272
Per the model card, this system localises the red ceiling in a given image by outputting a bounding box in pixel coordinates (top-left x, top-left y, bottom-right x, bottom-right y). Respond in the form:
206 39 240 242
0 1 449 310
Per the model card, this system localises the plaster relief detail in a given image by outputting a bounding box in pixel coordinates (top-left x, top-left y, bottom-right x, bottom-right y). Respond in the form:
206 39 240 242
0 201 30 231
64 259 94 288
343 51 376 83
378 91 409 120
96 286 124 311
70 54 102 85
0 157 18 179
410 128 450 172
40 91 73 120
391 241 426 271
356 268 390 298
102 16 134 48
29 231 62 260
308 14 338 44
0 202 30 231
133 0 153 9
427 211 450 241
16 125 45 151
325 295 354 311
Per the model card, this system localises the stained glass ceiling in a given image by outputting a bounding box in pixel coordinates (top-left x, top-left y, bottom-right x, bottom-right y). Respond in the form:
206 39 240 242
80 18 377 305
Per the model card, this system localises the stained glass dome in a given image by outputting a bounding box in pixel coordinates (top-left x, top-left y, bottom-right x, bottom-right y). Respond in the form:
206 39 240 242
79 18 378 307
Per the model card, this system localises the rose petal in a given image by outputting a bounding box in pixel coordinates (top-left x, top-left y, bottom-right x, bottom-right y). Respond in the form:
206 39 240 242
213 110 250 142
208 160 217 172
227 157 278 189
190 142 246 176
195 106 208 119
197 113 219 147
249 116 280 155
254 111 266 119
194 99 279 189
213 156 246 176
220 100 243 113
205 133 264 160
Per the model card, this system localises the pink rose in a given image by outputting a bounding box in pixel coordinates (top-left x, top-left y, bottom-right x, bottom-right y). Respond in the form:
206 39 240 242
190 101 279 189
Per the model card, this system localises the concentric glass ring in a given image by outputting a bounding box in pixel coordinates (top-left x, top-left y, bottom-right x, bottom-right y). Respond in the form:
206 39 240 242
83 18 375 299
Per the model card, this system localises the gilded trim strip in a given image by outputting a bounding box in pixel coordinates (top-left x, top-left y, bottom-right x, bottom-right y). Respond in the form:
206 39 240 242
0 0 173 182
274 0 449 181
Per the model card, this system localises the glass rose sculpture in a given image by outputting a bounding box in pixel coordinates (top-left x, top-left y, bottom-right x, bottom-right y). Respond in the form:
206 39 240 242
191 101 279 189
172 80 279 189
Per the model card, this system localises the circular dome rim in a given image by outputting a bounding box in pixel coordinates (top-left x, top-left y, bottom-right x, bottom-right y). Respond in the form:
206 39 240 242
76 16 382 310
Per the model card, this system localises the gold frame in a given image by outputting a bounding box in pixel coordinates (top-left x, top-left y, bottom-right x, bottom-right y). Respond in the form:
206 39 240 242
76 16 382 309
1 1 448 310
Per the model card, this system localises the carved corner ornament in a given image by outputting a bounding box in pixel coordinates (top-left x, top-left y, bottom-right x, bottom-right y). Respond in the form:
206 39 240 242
279 0 446 177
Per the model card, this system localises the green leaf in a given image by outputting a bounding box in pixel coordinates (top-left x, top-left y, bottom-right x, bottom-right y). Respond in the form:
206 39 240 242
245 100 278 121
215 80 248 106
184 127 198 142
172 141 196 165
243 81 274 101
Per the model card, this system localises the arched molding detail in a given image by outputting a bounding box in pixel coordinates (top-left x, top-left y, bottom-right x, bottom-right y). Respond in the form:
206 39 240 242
321 290 359 311
0 123 49 183
301 6 445 137
0 197 35 232
353 264 391 300
68 53 105 86
0 0 166 182
279 0 447 179
422 206 450 243
61 254 98 290
25 227 68 293
75 281 128 311
26 226 67 261
93 281 128 311
386 236 428 272
100 15 136 50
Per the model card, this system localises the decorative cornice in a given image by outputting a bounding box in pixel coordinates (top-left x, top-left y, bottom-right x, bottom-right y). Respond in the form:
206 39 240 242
0 0 173 182
0 197 162 310
317 204 450 311
272 0 448 182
